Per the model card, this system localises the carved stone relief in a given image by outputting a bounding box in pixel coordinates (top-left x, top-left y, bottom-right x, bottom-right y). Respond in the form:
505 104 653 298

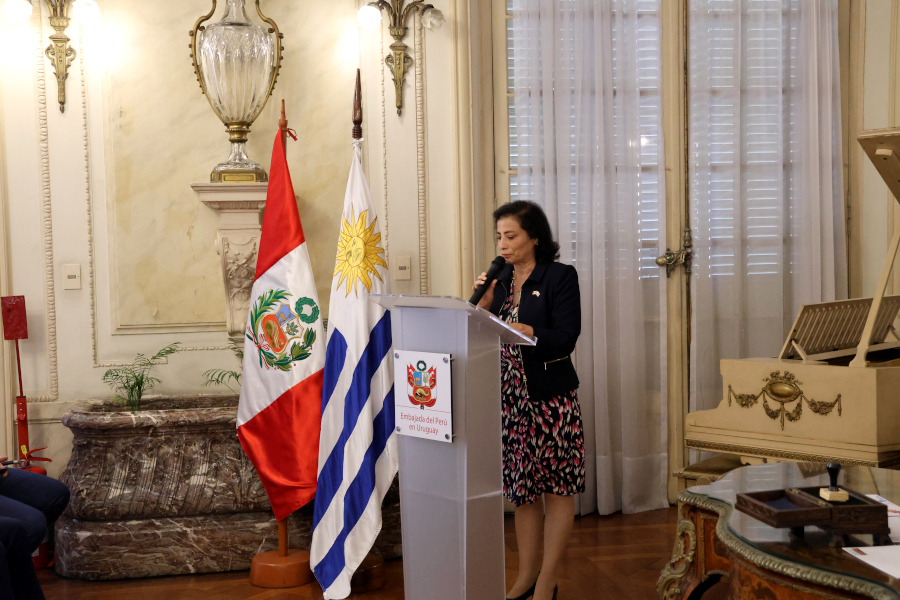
220 235 258 338
191 184 266 339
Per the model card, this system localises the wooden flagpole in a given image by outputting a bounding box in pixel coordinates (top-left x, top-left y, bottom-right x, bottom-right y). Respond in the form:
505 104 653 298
248 101 314 590
345 68 387 595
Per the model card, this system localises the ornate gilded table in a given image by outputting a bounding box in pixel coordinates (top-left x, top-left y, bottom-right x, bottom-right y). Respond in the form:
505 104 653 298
659 463 900 600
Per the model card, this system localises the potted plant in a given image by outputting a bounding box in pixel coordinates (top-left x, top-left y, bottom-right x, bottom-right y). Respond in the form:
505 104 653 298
101 342 181 411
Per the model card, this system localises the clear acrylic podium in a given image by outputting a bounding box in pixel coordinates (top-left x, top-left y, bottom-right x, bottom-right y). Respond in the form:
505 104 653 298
370 295 535 600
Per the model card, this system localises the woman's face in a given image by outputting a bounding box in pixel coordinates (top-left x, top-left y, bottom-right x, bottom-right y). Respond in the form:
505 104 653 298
496 217 537 266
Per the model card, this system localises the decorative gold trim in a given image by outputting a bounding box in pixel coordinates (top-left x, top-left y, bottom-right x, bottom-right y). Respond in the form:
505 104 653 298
682 440 895 467
727 371 842 430
42 0 75 112
34 5 60 401
414 11 428 295
698 513 718 581
735 555 864 600
678 491 899 600
379 26 390 261
657 506 698 600
368 0 437 115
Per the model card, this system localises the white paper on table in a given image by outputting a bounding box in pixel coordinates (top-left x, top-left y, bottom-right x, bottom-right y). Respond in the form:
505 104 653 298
867 494 900 542
844 546 900 577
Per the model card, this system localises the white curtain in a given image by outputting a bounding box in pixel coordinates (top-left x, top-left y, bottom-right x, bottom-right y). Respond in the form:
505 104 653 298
510 0 670 515
689 0 847 418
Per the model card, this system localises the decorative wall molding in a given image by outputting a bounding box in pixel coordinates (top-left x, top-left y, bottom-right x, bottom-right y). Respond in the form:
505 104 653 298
414 12 429 295
380 25 390 261
82 29 103 368
178 346 232 353
79 37 245 366
77 30 129 369
34 8 60 401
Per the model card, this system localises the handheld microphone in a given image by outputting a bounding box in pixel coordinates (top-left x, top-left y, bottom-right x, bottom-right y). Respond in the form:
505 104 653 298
469 256 506 305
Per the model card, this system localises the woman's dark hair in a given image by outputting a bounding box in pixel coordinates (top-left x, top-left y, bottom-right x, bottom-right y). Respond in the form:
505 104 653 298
493 201 560 263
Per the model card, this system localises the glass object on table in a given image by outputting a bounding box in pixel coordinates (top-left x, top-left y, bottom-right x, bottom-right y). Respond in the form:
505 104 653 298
683 462 900 591
192 0 282 183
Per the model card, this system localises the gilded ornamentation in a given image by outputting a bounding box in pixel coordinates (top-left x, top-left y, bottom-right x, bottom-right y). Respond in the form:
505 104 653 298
414 12 428 294
367 0 441 115
727 371 842 430
683 440 883 467
678 491 897 600
736 556 864 600
35 10 60 398
657 508 697 600
42 1 77 112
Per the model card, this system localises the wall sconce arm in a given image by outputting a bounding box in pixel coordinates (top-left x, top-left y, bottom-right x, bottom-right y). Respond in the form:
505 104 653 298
42 0 75 113
368 0 436 116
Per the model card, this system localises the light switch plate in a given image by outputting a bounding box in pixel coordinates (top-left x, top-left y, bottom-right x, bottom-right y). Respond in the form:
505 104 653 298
63 264 81 290
394 256 411 281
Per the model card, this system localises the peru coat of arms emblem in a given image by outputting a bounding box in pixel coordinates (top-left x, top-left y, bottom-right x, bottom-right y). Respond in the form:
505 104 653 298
407 360 437 408
247 289 320 371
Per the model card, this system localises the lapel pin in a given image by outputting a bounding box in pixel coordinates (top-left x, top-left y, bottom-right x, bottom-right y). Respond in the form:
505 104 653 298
532 291 540 297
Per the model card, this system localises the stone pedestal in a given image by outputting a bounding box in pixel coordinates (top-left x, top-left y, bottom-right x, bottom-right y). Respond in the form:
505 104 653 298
56 396 402 580
191 182 267 339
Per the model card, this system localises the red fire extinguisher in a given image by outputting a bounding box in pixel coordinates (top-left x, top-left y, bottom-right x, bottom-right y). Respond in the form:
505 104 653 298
1 297 53 567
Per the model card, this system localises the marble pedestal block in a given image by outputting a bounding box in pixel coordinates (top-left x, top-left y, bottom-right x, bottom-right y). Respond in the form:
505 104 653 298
56 396 402 580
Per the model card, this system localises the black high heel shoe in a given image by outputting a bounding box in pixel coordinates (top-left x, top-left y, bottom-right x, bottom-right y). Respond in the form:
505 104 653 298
552 584 558 600
505 580 537 600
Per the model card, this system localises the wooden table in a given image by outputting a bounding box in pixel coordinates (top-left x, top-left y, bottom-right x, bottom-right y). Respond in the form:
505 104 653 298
658 463 900 599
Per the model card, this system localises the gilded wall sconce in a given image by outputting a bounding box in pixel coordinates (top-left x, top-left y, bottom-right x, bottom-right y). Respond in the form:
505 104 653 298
2 0 98 112
360 1 444 116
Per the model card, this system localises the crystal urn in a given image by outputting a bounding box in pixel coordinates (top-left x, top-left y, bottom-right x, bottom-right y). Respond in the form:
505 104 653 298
191 0 283 182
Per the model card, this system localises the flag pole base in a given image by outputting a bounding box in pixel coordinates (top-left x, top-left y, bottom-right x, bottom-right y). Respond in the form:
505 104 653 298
249 548 314 588
350 553 386 594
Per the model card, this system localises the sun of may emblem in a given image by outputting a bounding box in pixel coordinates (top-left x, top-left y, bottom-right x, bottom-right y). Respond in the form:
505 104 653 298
247 289 319 371
334 209 387 297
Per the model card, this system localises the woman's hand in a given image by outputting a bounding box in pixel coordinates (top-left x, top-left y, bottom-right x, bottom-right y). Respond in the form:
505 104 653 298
508 322 534 338
472 272 497 310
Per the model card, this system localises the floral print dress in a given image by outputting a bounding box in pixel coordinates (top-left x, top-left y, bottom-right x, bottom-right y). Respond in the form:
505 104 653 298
499 274 586 507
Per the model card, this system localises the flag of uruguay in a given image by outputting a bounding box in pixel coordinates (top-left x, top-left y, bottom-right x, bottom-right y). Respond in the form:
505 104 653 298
310 141 397 600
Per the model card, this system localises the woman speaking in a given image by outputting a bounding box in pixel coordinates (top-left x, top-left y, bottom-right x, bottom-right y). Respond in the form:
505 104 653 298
474 201 584 600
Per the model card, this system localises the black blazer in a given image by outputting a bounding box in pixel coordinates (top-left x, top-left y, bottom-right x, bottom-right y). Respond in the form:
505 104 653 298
489 261 581 400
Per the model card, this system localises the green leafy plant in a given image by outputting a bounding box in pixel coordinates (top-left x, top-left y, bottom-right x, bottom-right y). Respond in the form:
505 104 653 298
101 343 181 412
203 338 243 394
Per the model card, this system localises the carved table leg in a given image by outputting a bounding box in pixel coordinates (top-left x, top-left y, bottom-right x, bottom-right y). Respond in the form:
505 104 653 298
659 505 699 600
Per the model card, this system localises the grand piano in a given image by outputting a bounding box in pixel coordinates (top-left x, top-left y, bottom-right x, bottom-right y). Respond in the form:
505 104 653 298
684 128 900 469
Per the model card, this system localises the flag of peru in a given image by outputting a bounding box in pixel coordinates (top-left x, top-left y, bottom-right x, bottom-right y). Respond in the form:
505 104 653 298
237 129 326 522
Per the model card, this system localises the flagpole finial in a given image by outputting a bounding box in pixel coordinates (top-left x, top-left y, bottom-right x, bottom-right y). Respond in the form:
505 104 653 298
352 69 363 141
279 100 288 152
